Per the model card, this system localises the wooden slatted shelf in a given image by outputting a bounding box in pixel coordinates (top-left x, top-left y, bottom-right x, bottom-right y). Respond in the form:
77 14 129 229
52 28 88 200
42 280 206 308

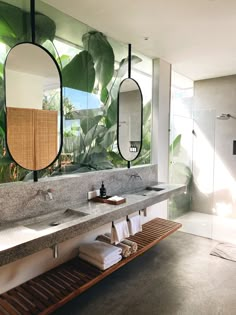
0 218 182 315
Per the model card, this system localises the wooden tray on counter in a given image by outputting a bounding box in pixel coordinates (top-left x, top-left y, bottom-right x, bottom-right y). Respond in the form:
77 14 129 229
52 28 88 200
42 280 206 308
91 196 126 205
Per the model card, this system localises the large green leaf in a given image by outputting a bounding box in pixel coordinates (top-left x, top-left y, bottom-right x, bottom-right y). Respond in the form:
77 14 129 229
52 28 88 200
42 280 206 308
105 98 117 128
100 87 108 104
0 3 56 47
62 51 95 92
42 40 57 59
0 96 5 133
110 55 142 100
0 126 4 138
80 115 102 135
0 155 12 165
83 125 106 148
58 54 71 69
35 13 56 44
99 124 117 148
0 62 3 80
169 134 182 157
0 2 26 46
82 31 114 89
89 144 104 154
108 151 126 166
117 55 142 78
89 152 113 170
143 101 151 124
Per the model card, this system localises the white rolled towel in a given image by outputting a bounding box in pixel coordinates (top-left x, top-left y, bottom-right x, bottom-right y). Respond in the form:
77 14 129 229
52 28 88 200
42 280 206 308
79 240 122 264
79 253 122 270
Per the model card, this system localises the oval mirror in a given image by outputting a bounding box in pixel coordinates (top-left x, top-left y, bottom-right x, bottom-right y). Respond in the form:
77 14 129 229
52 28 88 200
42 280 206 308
117 78 143 162
4 43 62 171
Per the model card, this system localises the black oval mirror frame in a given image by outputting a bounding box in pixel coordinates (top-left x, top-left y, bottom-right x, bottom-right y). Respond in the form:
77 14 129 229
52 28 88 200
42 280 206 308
117 77 143 164
4 42 63 172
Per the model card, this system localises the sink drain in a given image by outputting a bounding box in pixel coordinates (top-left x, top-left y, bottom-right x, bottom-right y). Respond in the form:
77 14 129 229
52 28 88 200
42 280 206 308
49 222 61 226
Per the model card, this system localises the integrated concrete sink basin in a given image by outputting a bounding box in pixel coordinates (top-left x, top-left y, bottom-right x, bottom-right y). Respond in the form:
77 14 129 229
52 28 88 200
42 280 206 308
135 186 165 196
24 209 89 231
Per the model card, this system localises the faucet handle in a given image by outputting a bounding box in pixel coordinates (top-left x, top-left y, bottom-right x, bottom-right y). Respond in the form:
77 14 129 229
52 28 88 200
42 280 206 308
47 188 54 200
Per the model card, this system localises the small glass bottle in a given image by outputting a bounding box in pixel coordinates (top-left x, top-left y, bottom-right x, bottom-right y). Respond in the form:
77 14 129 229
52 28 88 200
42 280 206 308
100 181 107 198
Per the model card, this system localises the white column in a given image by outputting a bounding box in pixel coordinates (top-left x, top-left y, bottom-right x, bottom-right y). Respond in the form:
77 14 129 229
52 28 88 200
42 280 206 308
151 58 171 182
148 58 171 220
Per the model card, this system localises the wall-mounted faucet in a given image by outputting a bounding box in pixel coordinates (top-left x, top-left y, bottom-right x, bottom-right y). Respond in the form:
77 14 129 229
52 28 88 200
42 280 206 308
36 189 54 200
127 172 142 181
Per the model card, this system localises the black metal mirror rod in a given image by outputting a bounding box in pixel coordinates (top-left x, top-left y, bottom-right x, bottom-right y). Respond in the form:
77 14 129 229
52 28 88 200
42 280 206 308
31 0 38 182
127 43 131 169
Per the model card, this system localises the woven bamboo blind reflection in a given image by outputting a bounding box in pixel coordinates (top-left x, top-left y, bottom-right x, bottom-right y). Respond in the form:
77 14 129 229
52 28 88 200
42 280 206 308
7 107 34 170
7 107 57 170
34 109 57 170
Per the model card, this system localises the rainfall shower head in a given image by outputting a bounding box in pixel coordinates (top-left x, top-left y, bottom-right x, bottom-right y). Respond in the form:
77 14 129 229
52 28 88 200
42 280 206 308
216 113 231 120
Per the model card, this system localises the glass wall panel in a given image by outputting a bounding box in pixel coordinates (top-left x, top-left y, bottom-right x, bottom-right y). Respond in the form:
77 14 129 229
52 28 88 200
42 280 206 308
169 71 216 239
169 72 194 220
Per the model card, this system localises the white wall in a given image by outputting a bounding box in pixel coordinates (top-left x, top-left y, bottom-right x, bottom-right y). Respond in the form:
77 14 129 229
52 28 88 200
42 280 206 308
6 69 44 109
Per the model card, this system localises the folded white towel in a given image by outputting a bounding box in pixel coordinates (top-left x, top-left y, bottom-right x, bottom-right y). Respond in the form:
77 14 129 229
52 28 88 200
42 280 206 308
128 214 142 235
111 219 130 245
107 196 124 202
79 253 122 270
79 240 122 264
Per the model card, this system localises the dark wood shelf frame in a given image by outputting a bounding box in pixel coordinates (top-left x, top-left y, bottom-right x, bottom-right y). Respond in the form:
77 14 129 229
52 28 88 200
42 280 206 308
0 218 182 315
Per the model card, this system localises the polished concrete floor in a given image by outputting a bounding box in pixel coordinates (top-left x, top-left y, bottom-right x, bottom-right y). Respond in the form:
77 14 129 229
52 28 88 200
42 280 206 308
53 232 236 315
175 211 236 243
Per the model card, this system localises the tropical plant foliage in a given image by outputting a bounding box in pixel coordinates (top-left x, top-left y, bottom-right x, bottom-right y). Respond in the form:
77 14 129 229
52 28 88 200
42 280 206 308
0 1 152 182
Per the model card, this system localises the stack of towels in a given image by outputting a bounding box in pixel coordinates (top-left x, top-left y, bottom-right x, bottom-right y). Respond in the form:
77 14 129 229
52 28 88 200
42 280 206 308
79 240 122 270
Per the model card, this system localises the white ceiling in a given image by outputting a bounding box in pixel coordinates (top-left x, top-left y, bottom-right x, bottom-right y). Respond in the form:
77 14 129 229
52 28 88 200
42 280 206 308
42 0 236 81
6 43 60 89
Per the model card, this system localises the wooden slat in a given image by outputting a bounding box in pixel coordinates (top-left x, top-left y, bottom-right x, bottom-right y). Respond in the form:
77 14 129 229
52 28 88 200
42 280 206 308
11 289 37 314
2 294 28 315
13 287 41 313
28 280 59 304
0 218 181 315
36 279 64 300
0 298 18 315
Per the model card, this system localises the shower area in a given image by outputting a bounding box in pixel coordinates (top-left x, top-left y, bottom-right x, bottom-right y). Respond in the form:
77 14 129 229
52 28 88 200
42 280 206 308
169 72 236 244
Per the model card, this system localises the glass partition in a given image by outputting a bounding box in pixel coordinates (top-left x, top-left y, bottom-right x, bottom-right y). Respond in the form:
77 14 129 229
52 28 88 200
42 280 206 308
169 71 216 240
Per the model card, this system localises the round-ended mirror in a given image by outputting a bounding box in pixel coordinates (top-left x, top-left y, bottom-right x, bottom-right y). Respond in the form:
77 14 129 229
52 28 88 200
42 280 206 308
5 42 62 171
117 78 143 162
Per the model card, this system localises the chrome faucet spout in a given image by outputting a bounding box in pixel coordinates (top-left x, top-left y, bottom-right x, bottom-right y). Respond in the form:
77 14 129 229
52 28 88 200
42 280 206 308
127 172 142 181
36 189 54 200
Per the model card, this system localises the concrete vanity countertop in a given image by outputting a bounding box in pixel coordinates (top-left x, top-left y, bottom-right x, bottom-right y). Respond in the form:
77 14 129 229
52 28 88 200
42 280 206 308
0 183 185 266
